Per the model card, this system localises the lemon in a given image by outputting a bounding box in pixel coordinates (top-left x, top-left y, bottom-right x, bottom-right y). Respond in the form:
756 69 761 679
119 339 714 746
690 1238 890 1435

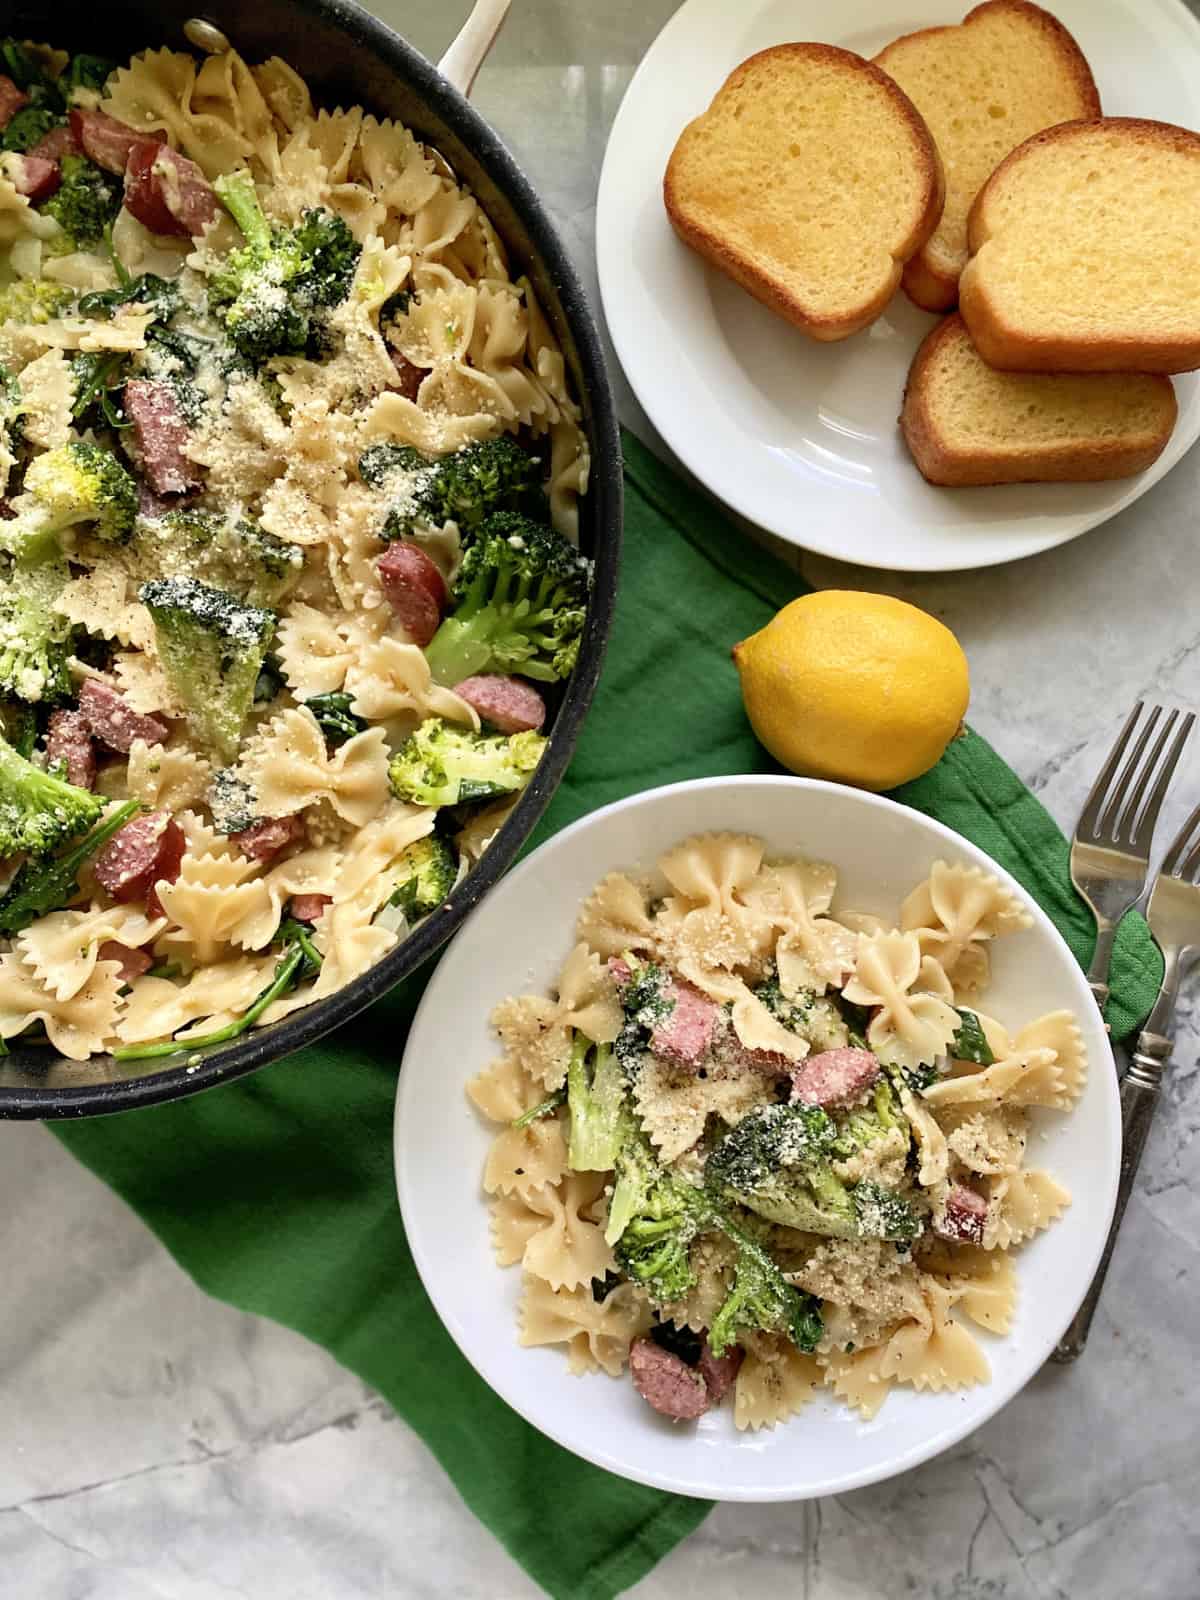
733 590 969 791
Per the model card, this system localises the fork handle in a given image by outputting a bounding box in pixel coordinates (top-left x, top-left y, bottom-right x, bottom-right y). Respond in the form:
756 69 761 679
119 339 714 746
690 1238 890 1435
1085 921 1116 1017
1052 1031 1170 1362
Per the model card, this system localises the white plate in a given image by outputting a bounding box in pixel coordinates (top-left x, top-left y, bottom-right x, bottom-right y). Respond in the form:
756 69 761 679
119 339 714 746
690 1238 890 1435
396 777 1119 1501
596 0 1200 572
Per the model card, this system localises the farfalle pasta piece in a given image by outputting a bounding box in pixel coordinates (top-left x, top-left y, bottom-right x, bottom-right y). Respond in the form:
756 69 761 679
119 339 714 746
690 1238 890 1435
1012 1010 1087 1109
15 904 163 1002
632 1057 775 1164
491 944 622 1091
575 872 658 961
900 1085 950 1186
125 738 210 813
333 803 436 909
275 603 358 697
357 115 440 215
939 1104 1029 1176
873 1276 991 1394
518 1276 651 1377
923 1044 1069 1111
490 1172 614 1291
842 930 960 1074
656 832 772 965
55 567 154 650
819 1343 894 1420
14 348 73 448
116 956 278 1045
0 952 124 1060
468 1057 571 1198
985 1169 1071 1250
734 1337 823 1431
918 1241 1018 1335
241 707 390 828
154 846 269 965
902 860 1032 994
344 636 479 727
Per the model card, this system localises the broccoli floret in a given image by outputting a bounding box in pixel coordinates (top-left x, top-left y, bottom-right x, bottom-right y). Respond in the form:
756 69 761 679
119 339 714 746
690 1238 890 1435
387 833 457 920
358 437 542 539
706 1103 920 1243
423 511 588 687
78 271 179 323
207 768 258 835
387 716 546 808
1 441 136 560
140 577 275 763
0 729 104 859
66 53 115 95
1 105 57 153
40 155 121 247
566 1032 626 1171
605 1116 823 1355
1 39 65 100
0 561 74 704
0 699 36 757
211 172 360 362
0 278 75 327
831 1076 909 1161
611 954 676 1074
158 507 302 605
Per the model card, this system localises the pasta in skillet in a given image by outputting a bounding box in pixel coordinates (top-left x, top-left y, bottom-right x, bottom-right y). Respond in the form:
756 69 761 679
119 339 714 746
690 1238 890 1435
0 33 590 1061
472 836 1086 1429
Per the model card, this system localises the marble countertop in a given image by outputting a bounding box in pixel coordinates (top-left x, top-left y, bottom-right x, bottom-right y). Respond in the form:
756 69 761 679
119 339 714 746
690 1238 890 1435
3 2 1199 1594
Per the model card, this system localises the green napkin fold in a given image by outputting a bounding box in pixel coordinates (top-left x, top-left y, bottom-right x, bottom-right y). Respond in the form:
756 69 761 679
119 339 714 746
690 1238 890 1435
53 430 1161 1600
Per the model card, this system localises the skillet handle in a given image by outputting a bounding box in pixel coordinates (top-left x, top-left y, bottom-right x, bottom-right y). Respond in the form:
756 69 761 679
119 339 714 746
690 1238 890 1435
438 0 513 97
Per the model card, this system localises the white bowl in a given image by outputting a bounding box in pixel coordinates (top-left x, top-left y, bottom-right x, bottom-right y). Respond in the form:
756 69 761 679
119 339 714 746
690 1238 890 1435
395 777 1119 1501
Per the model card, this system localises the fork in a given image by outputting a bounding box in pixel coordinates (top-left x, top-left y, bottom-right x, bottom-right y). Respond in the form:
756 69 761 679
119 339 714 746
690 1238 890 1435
1054 800 1200 1360
1070 703 1195 1014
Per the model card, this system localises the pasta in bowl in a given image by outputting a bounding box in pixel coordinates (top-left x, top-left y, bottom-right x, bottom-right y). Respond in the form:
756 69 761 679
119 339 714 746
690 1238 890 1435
0 14 620 1112
396 777 1118 1500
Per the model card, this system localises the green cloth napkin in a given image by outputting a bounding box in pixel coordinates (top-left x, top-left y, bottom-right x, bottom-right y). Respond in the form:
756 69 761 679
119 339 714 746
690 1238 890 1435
52 431 1161 1600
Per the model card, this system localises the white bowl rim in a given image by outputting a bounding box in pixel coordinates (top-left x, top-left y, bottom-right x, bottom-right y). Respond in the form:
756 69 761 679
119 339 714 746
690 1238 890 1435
395 774 1121 1501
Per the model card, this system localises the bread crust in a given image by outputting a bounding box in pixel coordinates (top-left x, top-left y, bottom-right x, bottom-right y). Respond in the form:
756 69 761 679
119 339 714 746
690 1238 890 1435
663 43 944 341
961 117 1200 373
876 0 1100 314
901 315 1178 486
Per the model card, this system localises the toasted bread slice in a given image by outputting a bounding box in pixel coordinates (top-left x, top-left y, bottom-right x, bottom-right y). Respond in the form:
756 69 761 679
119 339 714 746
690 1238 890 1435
664 44 944 341
960 118 1200 373
875 1 1099 311
901 315 1177 486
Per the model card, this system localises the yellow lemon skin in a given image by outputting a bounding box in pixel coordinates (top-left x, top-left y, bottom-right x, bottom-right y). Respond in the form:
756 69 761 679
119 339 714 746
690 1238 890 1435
733 591 969 792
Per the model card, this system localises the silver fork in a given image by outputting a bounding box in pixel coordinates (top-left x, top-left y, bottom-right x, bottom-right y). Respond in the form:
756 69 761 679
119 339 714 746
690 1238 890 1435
1070 703 1195 1013
1055 801 1200 1360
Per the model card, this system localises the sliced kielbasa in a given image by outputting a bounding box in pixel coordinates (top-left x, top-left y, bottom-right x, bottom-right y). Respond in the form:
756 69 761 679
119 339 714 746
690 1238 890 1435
28 123 81 162
124 380 200 496
937 1183 989 1245
289 893 331 924
0 75 29 129
230 815 304 863
79 679 170 754
650 979 719 1069
123 139 216 238
608 956 633 987
46 709 97 790
94 809 185 911
69 108 143 175
790 1047 880 1109
697 1339 743 1404
628 1337 709 1421
387 348 426 402
376 542 447 648
455 674 546 734
6 155 61 203
97 942 154 983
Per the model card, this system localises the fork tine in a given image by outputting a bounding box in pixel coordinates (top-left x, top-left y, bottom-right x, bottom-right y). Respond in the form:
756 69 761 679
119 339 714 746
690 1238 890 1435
1128 710 1195 849
1078 702 1148 838
1094 704 1160 841
1162 798 1200 880
1115 707 1176 843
